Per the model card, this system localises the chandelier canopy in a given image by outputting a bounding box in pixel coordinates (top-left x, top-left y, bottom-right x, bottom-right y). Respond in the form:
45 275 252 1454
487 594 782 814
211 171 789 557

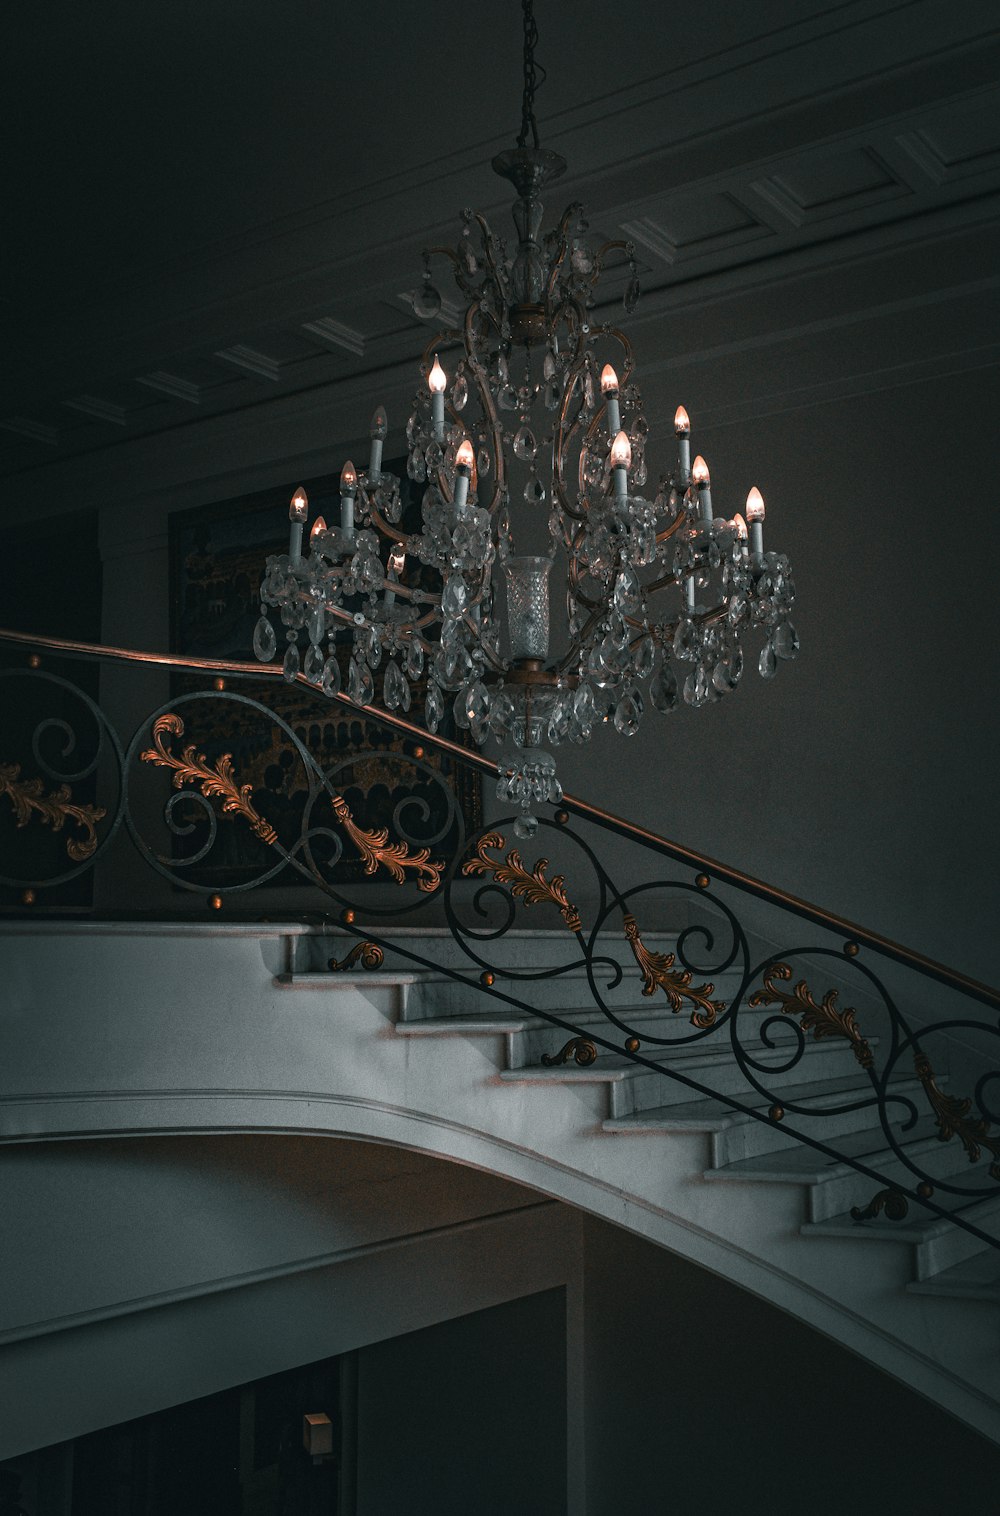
255 0 798 836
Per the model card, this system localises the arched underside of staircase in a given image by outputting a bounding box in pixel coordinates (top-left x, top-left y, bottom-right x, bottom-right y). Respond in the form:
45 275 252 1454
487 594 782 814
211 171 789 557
4 923 999 1447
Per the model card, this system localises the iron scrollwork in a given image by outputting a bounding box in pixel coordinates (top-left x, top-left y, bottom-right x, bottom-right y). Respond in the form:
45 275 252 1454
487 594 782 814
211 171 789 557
3 627 1000 1256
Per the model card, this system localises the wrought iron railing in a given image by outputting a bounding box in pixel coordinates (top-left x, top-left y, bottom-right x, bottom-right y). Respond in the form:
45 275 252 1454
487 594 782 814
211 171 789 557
2 626 998 1253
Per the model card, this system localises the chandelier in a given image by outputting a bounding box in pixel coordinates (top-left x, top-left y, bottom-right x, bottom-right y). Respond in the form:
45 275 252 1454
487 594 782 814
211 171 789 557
254 0 797 837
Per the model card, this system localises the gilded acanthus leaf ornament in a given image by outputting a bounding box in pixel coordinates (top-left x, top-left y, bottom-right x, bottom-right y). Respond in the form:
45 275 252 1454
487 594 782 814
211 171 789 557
915 1053 1000 1180
748 962 873 1068
541 1037 598 1067
328 941 386 973
462 831 582 932
0 761 106 861
141 713 443 890
329 795 442 893
622 912 726 1028
140 714 278 845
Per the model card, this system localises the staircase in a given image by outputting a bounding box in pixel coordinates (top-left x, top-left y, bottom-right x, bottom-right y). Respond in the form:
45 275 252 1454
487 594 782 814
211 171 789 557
285 924 1000 1442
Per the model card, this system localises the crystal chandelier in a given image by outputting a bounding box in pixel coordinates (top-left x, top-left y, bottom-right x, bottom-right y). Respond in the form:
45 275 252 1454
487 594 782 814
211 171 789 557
254 0 798 837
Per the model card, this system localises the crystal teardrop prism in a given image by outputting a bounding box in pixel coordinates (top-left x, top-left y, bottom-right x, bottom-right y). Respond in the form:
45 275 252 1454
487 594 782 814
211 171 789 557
253 615 276 662
513 425 537 462
282 643 300 682
649 663 678 712
303 643 325 682
320 655 341 697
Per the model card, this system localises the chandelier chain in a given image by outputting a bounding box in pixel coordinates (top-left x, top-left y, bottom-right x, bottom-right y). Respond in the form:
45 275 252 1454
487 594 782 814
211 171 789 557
517 0 546 151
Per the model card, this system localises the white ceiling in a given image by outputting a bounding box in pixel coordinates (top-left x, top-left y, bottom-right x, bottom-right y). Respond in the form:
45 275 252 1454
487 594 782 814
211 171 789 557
2 0 999 498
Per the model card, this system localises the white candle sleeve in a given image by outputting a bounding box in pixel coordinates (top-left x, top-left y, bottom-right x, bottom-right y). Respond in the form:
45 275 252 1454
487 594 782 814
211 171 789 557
289 523 303 562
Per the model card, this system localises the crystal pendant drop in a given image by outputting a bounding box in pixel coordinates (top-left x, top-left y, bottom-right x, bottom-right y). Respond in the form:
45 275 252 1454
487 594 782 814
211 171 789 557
452 374 469 411
773 620 799 661
442 576 468 619
514 813 539 840
348 657 373 705
253 615 276 662
405 639 425 679
613 566 641 616
282 642 300 682
614 688 641 737
320 654 341 697
303 643 325 682
425 680 445 733
513 425 537 462
649 662 678 712
477 447 491 477
523 476 546 503
759 643 778 680
383 659 406 710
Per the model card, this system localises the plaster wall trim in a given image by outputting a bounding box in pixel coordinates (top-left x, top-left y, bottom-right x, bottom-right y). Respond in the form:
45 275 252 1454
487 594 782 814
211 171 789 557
0 1197 555 1348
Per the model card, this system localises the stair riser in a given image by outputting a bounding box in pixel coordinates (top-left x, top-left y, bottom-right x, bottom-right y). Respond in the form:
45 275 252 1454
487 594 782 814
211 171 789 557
916 1200 1000 1278
305 926 692 980
607 1040 865 1118
713 1093 919 1166
404 970 746 1024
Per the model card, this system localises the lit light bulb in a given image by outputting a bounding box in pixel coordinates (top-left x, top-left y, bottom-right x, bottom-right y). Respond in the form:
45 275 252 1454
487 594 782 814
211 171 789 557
732 512 748 541
310 515 327 540
289 486 309 523
691 455 710 486
428 355 447 394
370 405 388 439
341 460 357 492
674 406 690 436
456 438 475 471
745 486 765 521
610 430 632 470
601 364 619 393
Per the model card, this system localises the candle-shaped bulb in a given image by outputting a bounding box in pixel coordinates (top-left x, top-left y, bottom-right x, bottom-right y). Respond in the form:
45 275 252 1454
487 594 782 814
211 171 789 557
455 437 475 472
428 355 447 394
691 455 710 486
745 486 765 521
674 405 691 436
732 512 748 541
310 515 327 541
601 363 619 394
340 460 357 493
370 405 388 439
610 430 632 470
289 486 309 522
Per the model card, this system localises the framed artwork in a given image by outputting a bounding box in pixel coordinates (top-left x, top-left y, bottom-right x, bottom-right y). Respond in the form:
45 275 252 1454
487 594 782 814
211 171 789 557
167 465 482 887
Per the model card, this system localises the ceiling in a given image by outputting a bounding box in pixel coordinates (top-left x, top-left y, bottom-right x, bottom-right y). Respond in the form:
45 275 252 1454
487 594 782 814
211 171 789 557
2 0 999 501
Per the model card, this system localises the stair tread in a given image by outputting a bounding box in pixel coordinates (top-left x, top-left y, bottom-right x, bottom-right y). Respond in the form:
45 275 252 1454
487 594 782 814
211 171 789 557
602 1071 922 1132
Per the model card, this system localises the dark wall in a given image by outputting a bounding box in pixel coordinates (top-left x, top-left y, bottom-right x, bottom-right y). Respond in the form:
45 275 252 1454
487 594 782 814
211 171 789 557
583 1215 1000 1515
356 1287 567 1515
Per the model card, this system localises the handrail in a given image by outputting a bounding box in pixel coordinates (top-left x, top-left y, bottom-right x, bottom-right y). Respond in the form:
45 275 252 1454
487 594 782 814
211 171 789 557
2 624 996 1010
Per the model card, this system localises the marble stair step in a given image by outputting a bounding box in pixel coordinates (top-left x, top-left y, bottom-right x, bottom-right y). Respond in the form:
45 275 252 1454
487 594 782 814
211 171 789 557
501 1035 870 1119
907 1248 1000 1303
702 1120 966 1221
602 1071 928 1165
802 1185 1000 1278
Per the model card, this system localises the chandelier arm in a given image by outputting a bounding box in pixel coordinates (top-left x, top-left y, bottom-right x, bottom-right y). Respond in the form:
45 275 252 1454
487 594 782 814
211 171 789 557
654 512 690 548
592 239 634 280
543 202 584 308
422 245 480 302
553 350 596 523
471 213 509 305
463 301 508 518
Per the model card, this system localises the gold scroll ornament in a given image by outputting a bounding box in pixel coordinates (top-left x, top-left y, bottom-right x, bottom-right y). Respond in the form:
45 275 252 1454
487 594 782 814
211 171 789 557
463 831 582 932
140 713 442 891
622 912 727 1028
749 962 874 1068
0 762 106 861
